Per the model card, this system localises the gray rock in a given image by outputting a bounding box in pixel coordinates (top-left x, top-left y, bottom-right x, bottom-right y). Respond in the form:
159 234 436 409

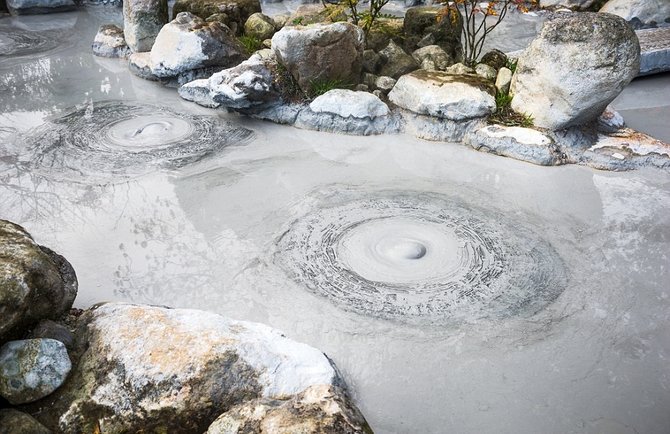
244 12 275 41
480 49 507 71
0 220 77 344
445 62 473 75
475 63 496 80
379 40 419 79
28 320 75 351
389 69 496 121
128 52 160 81
403 5 462 59
34 303 368 433
597 105 625 132
0 339 71 405
295 89 397 135
354 83 369 92
92 24 130 59
600 0 670 28
271 22 365 93
464 125 565 166
123 0 168 52
181 56 279 111
361 72 377 89
510 13 640 130
399 109 484 142
5 0 75 15
150 12 246 78
375 75 396 92
206 384 371 434
252 103 306 125
172 0 262 35
412 45 452 71
362 49 382 74
539 0 594 10
0 409 51 434
637 27 670 76
178 79 221 108
495 67 513 94
364 17 404 52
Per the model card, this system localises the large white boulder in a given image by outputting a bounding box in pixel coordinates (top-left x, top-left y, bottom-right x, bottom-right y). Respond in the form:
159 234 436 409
389 69 496 121
510 12 640 130
35 303 369 433
600 0 670 28
271 22 365 93
150 12 246 78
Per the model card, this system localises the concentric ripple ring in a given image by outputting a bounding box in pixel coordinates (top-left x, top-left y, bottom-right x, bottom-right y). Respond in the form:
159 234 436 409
22 101 254 181
275 191 568 325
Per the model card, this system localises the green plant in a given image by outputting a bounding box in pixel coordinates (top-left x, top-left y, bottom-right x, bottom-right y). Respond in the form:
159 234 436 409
452 0 538 66
238 35 263 54
489 89 534 127
308 78 352 97
506 57 518 73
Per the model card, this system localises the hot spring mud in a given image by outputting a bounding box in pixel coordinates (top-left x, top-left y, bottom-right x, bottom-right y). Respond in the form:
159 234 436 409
1 7 670 434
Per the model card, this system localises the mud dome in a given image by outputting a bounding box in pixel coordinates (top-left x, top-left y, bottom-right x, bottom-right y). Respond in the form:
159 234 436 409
275 190 567 324
20 101 253 181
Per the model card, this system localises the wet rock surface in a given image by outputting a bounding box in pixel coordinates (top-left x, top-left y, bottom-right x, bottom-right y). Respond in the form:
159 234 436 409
636 27 670 76
32 303 367 433
92 24 129 58
5 0 75 15
464 125 563 166
150 12 246 78
510 13 640 130
0 220 77 344
0 338 71 405
271 22 365 93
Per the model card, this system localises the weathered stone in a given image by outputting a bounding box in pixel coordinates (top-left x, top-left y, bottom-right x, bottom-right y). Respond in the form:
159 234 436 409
272 14 289 29
379 40 419 79
354 84 369 92
178 79 221 108
0 409 51 434
361 72 377 89
206 384 372 434
5 0 75 15
123 0 168 52
244 12 275 41
365 18 404 52
296 89 397 135
0 220 77 344
464 125 564 166
445 62 474 75
285 4 346 27
173 0 261 35
150 12 245 78
400 110 485 142
637 27 670 76
600 0 670 28
375 75 396 92
495 67 513 94
480 49 507 70
271 22 365 93
510 13 640 130
597 105 625 132
92 24 130 58
403 5 462 60
362 49 382 74
0 339 71 405
32 303 367 434
28 320 75 351
389 69 496 121
540 0 595 11
475 63 496 80
180 56 279 111
128 52 160 81
412 45 452 71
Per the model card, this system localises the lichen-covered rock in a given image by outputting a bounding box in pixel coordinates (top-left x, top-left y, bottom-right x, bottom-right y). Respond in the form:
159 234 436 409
123 0 168 52
92 24 130 58
172 0 261 35
32 303 367 434
403 5 462 59
0 409 51 434
539 0 595 11
412 45 452 71
475 63 496 80
5 0 75 15
244 12 276 41
510 13 640 130
464 125 565 166
389 69 496 121
0 220 77 344
180 55 280 111
379 40 419 79
295 89 397 135
285 4 347 27
365 18 404 52
150 12 246 78
206 384 372 434
600 0 670 28
271 22 365 93
0 339 71 405
480 49 507 71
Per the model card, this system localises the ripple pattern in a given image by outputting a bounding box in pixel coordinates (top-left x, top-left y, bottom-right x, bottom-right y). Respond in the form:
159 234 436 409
275 191 567 324
0 29 67 58
23 101 254 181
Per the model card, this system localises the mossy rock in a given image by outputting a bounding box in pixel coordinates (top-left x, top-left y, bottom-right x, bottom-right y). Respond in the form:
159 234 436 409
172 0 261 34
366 17 404 51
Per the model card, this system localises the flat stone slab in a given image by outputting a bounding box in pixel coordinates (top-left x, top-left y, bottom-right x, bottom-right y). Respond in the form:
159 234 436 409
637 27 670 76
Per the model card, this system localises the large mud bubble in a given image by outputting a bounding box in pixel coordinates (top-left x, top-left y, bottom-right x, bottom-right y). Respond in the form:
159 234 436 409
18 101 254 182
275 190 568 325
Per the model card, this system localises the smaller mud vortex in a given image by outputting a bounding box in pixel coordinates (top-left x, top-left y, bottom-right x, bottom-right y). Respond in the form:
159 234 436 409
0 28 69 59
275 191 568 325
22 101 254 181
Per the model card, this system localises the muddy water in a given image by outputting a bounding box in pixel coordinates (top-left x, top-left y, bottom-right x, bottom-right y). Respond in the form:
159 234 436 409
1 8 670 434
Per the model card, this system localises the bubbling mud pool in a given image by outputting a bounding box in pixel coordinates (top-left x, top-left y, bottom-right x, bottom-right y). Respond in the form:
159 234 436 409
1 8 670 434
